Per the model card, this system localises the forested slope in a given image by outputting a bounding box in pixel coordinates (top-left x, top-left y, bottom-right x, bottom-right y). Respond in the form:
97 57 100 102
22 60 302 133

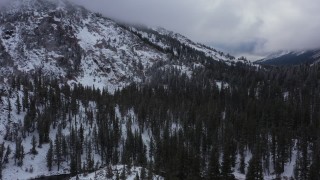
0 62 319 179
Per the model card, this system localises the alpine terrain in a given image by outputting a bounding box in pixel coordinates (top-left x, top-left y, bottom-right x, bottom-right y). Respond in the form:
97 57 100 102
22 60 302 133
0 0 320 180
0 0 246 92
256 49 320 65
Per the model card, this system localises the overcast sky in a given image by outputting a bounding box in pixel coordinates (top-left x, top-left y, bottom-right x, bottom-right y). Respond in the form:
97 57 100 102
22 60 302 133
2 0 320 59
69 0 320 59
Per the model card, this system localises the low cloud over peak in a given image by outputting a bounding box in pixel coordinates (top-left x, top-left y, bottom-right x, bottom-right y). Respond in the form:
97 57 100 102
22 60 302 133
3 0 320 58
70 0 320 56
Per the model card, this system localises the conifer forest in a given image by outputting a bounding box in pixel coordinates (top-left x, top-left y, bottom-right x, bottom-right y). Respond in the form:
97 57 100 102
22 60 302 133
1 60 320 179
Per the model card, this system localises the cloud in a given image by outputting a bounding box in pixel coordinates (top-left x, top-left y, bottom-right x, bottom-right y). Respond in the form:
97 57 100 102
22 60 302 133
70 0 320 56
0 0 11 7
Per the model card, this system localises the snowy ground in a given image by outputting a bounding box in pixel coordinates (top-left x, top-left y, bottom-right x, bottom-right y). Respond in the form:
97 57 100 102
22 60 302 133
69 165 163 180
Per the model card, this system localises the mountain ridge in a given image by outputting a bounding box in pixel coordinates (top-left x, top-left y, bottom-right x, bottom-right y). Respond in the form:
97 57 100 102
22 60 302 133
0 0 247 93
256 49 320 65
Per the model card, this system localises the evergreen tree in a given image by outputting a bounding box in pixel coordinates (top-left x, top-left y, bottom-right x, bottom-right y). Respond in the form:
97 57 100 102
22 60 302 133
15 138 24 166
7 97 12 121
149 137 154 160
46 141 53 171
246 153 263 180
22 87 29 112
0 143 5 179
139 167 146 180
208 146 221 179
221 142 235 179
115 170 120 180
106 165 114 179
309 139 320 180
120 165 126 180
30 135 37 155
70 154 77 175
54 128 62 171
15 93 21 115
86 143 94 172
19 145 24 166
134 173 140 180
3 145 11 164
147 163 153 180
239 145 246 174
62 136 68 162
294 134 310 180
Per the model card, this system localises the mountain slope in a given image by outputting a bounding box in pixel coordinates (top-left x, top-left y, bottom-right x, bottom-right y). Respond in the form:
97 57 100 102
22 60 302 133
0 1 252 179
0 0 245 93
256 49 320 65
1 0 167 92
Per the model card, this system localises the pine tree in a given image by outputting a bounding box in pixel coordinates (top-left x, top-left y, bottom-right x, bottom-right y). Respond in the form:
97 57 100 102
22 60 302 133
134 173 140 180
3 145 11 164
246 153 263 180
294 134 310 180
19 145 24 166
46 141 53 171
106 165 114 179
0 143 5 179
86 142 94 172
55 130 62 171
7 97 12 121
79 123 84 154
15 138 24 166
31 135 38 155
147 163 153 180
239 144 246 174
62 136 68 162
309 139 320 180
15 93 21 115
140 167 146 180
208 147 221 179
120 165 126 180
22 87 29 112
70 155 77 175
149 137 154 160
24 112 32 134
309 160 320 180
221 142 235 179
115 170 120 180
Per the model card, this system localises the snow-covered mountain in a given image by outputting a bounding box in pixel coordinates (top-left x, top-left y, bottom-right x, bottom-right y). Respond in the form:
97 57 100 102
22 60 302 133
0 0 246 93
256 49 320 65
2 1 309 180
0 1 253 179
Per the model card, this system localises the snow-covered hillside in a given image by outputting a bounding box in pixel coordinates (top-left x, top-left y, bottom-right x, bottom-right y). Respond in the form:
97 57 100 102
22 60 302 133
130 26 241 63
0 0 168 92
0 0 248 94
0 77 162 179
